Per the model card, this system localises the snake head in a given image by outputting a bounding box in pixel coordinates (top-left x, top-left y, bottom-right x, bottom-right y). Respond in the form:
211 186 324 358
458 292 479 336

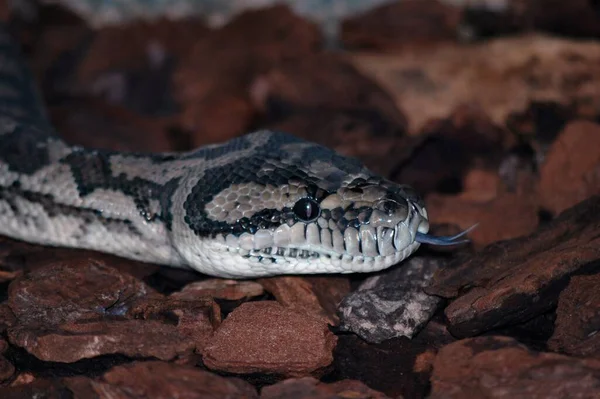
173 131 469 278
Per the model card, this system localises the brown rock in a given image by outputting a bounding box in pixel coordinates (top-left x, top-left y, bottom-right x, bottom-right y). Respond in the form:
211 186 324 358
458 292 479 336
430 336 600 399
50 99 174 152
0 352 14 383
203 301 337 377
9 319 195 362
254 53 406 134
548 274 600 357
333 330 444 398
78 18 209 84
7 258 150 326
350 35 600 134
258 276 350 325
128 296 221 354
175 5 321 146
527 0 600 38
5 259 202 362
425 189 539 247
261 377 391 399
170 279 264 302
0 377 98 399
539 120 600 214
94 361 257 399
392 105 510 195
427 195 600 337
341 0 461 51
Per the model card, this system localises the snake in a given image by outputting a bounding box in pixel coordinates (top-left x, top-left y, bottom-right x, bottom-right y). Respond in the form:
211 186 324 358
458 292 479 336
0 24 469 278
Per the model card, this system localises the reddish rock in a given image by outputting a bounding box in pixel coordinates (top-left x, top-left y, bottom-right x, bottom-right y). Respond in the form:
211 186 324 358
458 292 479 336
170 279 264 302
175 5 321 146
5 259 207 362
50 99 174 152
95 361 257 399
0 377 98 399
127 296 221 354
77 18 209 84
203 301 337 377
261 377 391 399
425 189 539 247
427 195 600 337
253 53 406 134
548 274 600 358
258 276 350 325
341 0 462 51
0 340 14 382
539 120 600 215
527 0 600 38
7 258 151 326
349 35 600 134
392 105 510 195
9 319 195 362
430 336 600 399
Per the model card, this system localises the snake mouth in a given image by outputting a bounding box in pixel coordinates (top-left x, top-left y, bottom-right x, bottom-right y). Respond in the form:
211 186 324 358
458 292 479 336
229 223 422 263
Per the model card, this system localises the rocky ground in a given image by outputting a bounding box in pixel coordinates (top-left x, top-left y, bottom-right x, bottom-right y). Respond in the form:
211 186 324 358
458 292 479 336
0 0 599 398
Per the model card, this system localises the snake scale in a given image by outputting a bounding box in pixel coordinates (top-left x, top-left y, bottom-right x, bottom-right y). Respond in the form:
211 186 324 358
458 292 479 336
0 24 469 278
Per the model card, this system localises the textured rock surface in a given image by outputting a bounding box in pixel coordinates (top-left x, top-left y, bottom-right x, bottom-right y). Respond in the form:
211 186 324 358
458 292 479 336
170 278 265 301
430 336 600 399
350 35 600 133
261 377 391 399
341 0 462 51
203 301 337 377
258 276 350 325
6 259 217 362
174 5 321 146
539 120 600 215
548 274 600 358
96 361 258 398
338 256 444 342
428 195 600 337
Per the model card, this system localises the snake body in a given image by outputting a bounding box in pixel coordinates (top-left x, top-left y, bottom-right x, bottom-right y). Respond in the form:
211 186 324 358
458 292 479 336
0 25 463 278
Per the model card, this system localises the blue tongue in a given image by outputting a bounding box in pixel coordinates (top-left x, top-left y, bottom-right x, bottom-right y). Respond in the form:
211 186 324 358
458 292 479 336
415 224 478 246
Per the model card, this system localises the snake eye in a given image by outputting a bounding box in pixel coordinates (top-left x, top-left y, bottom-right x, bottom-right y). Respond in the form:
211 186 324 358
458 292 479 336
293 198 321 222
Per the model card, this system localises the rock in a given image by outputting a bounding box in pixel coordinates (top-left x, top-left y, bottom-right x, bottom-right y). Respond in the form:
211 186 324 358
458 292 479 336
7 258 150 326
349 35 600 134
174 4 321 146
254 53 407 137
9 319 196 363
170 279 265 302
427 195 600 337
258 276 350 325
127 296 221 354
430 336 600 399
261 377 391 399
0 338 14 383
203 301 337 377
0 377 98 399
96 361 257 399
539 121 600 215
425 188 539 247
391 105 510 195
341 0 462 51
548 274 600 358
5 259 212 362
50 99 174 152
333 327 448 399
77 18 209 84
338 256 444 342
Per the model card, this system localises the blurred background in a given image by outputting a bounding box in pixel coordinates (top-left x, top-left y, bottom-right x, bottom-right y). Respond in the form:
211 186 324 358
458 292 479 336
3 0 600 246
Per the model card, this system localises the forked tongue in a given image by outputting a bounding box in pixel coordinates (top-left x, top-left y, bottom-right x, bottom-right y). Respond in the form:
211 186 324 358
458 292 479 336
415 224 478 246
